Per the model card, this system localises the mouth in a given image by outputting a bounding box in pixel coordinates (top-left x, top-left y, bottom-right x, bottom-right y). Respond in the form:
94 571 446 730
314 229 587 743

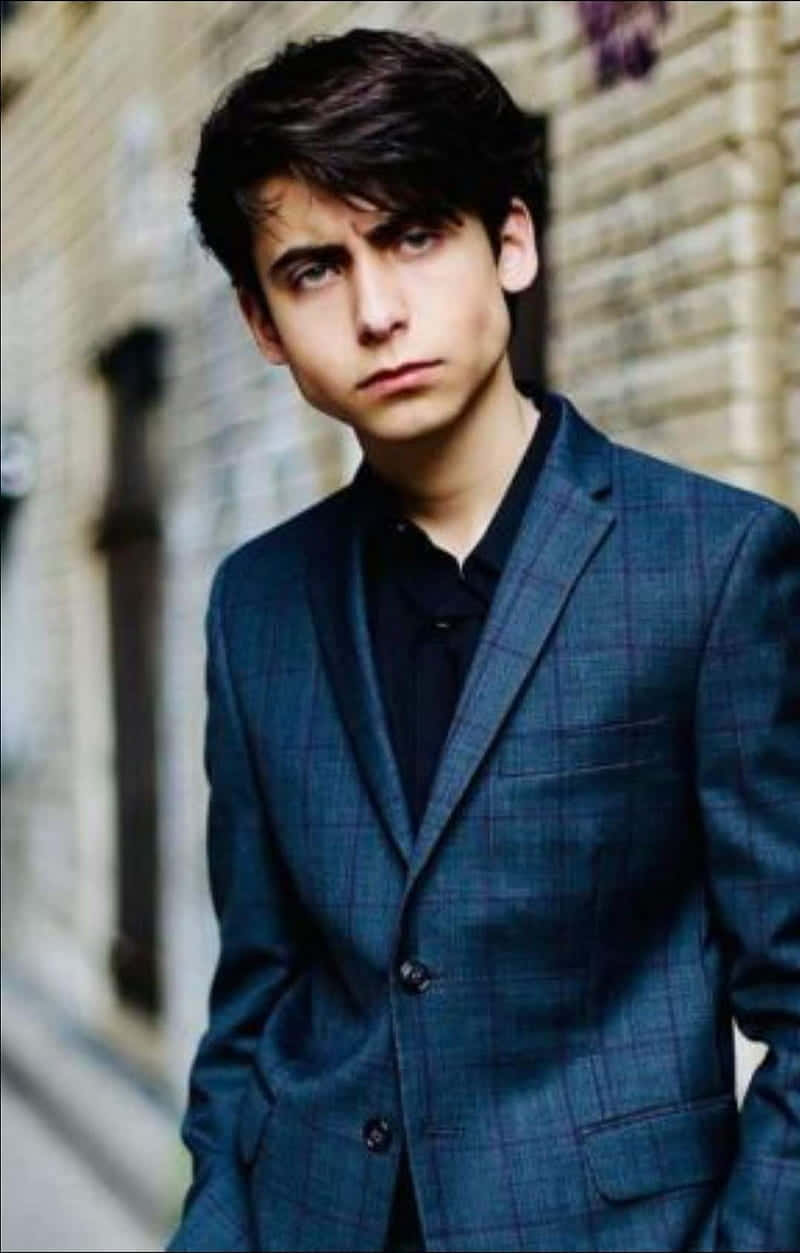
357 360 442 393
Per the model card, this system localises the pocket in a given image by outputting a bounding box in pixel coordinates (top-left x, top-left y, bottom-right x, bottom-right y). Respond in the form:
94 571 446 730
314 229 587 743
497 715 670 777
579 1094 737 1202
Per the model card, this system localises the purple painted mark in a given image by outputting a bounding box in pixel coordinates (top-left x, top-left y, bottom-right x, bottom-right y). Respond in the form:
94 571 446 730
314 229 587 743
577 1 671 88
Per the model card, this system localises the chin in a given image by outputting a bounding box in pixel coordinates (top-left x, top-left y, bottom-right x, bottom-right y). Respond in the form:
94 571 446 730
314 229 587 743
310 380 466 442
361 412 460 449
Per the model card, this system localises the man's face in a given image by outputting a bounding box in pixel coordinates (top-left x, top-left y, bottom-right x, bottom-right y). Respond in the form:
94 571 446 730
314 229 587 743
238 174 537 450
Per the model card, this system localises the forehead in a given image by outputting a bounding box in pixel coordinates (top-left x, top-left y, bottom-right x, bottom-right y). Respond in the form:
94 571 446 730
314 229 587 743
249 174 392 249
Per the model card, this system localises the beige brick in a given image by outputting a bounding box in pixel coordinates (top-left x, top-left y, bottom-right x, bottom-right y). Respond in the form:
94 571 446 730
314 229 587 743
724 459 789 499
536 0 581 56
661 0 733 55
781 181 800 245
546 36 598 106
786 251 800 312
729 387 786 460
611 407 731 469
479 36 550 109
783 330 800 392
557 88 730 215
561 341 732 428
556 208 781 326
426 0 542 44
552 267 784 374
550 143 781 271
730 1 781 76
780 0 800 49
555 26 735 163
731 75 782 140
784 49 800 111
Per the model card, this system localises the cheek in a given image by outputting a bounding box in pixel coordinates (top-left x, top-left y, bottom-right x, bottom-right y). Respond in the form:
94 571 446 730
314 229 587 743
279 332 358 422
437 259 507 341
280 316 349 387
456 284 510 361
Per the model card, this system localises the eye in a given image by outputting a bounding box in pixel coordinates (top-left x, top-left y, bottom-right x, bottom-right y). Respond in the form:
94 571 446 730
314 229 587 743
400 227 438 252
290 261 337 291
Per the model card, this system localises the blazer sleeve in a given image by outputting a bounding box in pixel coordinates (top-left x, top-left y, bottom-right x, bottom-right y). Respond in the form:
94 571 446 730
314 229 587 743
167 557 310 1252
692 501 800 1253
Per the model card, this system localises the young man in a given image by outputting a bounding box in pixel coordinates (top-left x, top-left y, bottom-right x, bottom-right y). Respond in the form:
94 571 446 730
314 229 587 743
168 27 799 1253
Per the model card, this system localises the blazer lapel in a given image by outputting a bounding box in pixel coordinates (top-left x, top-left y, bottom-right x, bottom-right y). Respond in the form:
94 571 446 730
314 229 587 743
406 395 617 887
307 489 416 865
307 395 616 879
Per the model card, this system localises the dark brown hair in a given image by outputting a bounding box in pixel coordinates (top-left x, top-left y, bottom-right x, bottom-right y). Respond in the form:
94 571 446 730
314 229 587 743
190 27 545 326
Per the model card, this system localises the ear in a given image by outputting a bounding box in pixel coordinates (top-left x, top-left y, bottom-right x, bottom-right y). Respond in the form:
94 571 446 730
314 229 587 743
236 286 288 365
496 197 538 294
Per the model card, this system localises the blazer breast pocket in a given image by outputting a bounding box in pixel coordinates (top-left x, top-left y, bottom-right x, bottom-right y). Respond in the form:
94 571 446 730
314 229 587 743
497 715 672 778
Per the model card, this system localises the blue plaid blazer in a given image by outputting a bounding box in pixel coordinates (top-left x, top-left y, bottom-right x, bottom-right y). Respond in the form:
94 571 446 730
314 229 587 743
168 393 800 1252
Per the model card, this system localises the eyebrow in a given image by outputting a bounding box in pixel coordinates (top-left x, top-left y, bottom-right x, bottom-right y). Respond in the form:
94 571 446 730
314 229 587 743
265 210 437 285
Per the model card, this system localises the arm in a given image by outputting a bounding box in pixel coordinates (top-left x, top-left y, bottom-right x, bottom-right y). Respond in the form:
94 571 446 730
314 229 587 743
693 501 800 1252
167 558 309 1252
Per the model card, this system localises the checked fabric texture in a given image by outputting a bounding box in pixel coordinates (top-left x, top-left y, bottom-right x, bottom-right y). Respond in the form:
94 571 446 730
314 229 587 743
168 392 800 1253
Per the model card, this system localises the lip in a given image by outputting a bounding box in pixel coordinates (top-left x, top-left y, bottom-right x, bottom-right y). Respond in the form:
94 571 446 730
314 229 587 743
358 360 442 395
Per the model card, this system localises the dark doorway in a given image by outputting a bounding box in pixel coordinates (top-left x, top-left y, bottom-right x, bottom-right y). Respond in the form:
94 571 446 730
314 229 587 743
94 324 167 1017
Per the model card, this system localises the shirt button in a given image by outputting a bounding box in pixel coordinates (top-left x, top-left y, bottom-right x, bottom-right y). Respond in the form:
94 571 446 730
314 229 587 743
399 958 433 993
362 1116 393 1153
395 521 408 533
434 618 452 630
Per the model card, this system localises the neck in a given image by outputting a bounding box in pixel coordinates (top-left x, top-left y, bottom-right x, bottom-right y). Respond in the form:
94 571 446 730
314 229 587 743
359 357 540 565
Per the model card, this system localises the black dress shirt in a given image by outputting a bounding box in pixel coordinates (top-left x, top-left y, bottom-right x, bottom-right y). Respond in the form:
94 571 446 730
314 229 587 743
358 385 560 1248
361 385 559 832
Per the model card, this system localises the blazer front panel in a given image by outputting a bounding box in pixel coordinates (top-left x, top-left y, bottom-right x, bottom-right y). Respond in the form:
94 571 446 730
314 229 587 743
170 397 799 1252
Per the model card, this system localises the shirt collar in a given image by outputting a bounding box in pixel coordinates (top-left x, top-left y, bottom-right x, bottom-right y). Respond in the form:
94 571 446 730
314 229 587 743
357 381 560 575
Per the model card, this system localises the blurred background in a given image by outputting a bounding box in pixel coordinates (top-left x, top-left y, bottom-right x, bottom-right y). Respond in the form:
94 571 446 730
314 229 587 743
1 2 797 1249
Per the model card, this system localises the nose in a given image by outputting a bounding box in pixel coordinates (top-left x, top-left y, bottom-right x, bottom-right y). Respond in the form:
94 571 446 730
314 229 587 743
352 255 408 345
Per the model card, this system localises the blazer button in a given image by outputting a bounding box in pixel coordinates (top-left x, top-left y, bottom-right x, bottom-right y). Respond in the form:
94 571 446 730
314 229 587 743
363 1116 393 1153
399 958 432 993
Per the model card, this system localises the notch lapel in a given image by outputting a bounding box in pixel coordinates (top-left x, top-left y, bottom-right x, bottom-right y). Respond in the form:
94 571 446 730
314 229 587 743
307 396 616 880
406 396 616 888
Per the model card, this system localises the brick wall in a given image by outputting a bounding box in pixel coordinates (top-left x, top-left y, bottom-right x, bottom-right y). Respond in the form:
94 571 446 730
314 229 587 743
548 0 795 505
781 0 800 500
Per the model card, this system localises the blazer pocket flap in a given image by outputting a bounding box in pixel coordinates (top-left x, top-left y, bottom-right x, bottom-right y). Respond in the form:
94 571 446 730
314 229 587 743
237 1067 276 1166
580 1095 737 1202
498 716 670 777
